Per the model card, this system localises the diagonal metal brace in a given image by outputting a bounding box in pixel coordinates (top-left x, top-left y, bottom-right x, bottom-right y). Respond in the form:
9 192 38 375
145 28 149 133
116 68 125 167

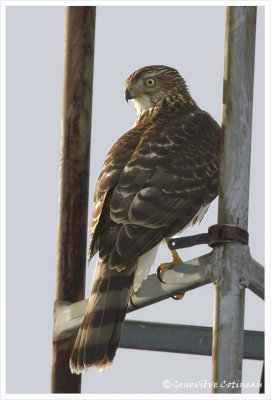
53 253 213 341
53 248 264 343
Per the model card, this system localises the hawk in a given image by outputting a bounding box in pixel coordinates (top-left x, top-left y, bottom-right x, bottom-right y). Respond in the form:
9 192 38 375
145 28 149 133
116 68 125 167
70 65 221 373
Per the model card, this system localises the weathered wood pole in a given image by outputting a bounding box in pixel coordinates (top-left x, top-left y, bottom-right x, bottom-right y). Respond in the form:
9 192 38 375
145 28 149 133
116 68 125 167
211 6 257 393
51 6 95 393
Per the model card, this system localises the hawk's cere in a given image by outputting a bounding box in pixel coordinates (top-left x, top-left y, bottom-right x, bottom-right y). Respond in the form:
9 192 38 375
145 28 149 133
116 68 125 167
70 65 221 373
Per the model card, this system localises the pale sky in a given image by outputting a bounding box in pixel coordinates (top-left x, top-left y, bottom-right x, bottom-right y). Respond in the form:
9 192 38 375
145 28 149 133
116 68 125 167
5 4 265 396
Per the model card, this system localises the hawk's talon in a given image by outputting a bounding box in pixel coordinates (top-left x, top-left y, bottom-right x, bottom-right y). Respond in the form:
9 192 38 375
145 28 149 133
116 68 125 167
156 265 167 283
157 248 183 282
172 294 185 300
158 261 176 274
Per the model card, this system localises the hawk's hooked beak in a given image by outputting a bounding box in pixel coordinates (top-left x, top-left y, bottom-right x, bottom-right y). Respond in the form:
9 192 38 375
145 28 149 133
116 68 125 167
125 88 137 102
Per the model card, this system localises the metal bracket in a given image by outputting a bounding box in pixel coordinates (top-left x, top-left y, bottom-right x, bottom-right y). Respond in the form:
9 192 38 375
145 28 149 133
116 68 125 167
168 224 249 250
208 224 249 246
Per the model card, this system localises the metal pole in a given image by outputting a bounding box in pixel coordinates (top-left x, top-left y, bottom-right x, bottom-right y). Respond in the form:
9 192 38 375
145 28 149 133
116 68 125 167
260 362 264 393
211 6 257 394
51 6 95 393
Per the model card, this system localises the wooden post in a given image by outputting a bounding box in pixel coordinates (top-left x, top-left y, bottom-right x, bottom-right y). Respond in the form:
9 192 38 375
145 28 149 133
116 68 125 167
51 6 95 393
211 6 257 393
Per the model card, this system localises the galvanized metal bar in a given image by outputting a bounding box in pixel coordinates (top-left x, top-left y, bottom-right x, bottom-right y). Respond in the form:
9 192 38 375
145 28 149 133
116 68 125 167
248 256 264 300
51 6 95 394
53 253 212 342
211 6 257 394
119 320 264 361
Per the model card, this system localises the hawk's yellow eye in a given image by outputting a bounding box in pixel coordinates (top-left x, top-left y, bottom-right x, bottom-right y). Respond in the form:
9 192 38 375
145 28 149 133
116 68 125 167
145 78 155 87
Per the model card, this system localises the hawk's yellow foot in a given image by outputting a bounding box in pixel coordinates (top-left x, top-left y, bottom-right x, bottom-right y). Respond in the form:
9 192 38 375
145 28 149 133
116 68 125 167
157 247 185 300
158 248 183 273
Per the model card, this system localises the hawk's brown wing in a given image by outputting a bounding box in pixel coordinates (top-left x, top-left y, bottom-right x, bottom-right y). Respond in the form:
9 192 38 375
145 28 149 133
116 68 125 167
105 107 221 268
90 108 220 267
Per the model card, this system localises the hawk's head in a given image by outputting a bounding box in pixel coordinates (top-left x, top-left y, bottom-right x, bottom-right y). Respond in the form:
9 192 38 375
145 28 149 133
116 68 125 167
125 65 193 116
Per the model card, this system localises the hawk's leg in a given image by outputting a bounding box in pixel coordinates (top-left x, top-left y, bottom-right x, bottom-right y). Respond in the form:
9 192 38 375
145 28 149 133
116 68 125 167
158 248 183 273
157 240 184 300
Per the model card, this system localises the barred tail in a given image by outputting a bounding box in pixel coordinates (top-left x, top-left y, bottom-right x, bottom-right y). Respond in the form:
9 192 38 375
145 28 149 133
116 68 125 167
70 260 136 373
